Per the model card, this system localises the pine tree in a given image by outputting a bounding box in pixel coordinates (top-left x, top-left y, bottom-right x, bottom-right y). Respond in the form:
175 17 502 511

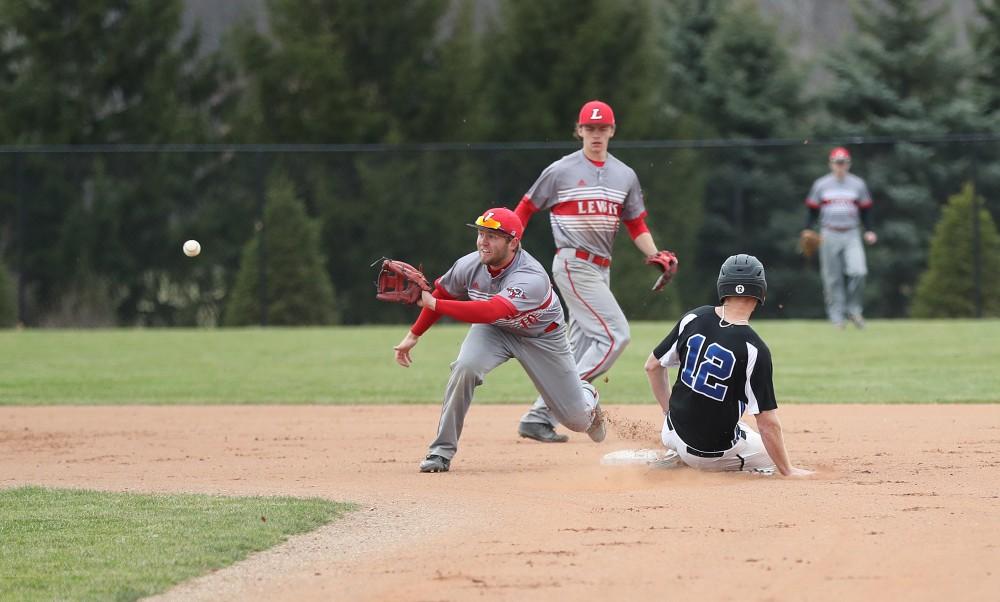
660 0 812 315
224 173 338 326
968 0 1000 222
0 264 15 327
821 0 983 317
911 184 1000 317
0 0 226 325
225 0 484 323
658 0 723 128
228 0 475 144
972 0 1000 116
476 0 658 141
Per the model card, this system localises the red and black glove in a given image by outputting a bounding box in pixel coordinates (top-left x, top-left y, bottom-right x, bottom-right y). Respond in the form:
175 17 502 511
645 250 679 292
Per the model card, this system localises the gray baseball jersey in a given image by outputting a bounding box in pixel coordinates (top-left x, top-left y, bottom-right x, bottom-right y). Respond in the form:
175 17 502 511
436 249 563 337
525 150 646 258
805 173 872 230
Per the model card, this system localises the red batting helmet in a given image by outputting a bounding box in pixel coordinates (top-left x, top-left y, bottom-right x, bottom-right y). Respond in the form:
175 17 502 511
467 207 523 240
578 100 615 126
829 147 851 163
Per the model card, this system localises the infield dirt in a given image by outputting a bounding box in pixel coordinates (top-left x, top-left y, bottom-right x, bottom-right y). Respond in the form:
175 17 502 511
2 404 998 601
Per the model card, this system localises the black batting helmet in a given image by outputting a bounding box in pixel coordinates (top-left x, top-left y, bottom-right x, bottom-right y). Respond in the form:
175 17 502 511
717 254 766 305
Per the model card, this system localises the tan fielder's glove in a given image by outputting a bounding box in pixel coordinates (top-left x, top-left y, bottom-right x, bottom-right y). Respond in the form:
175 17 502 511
799 229 821 258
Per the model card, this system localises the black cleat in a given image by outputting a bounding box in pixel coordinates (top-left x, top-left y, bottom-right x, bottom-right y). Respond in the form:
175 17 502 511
518 422 569 443
419 454 451 473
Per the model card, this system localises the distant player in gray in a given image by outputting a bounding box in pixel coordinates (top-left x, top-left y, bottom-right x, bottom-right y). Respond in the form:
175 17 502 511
514 100 672 442
802 147 878 329
392 207 606 473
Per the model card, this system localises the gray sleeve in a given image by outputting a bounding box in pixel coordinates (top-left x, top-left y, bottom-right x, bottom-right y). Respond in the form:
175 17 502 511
525 162 561 211
622 171 647 221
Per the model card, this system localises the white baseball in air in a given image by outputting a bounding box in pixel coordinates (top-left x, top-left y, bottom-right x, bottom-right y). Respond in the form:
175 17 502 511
183 239 201 257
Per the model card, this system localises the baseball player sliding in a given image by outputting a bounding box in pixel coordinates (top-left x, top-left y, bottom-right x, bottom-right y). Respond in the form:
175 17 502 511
515 100 677 443
644 254 812 477
392 208 607 473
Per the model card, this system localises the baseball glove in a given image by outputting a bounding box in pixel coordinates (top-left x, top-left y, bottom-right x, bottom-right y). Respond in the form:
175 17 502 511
799 229 822 258
646 250 679 292
374 258 431 304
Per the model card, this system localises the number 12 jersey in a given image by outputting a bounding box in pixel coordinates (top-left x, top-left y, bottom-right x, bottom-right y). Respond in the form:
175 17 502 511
653 305 778 453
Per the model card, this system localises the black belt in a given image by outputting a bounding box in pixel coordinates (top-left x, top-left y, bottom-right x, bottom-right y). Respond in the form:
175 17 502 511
666 413 745 458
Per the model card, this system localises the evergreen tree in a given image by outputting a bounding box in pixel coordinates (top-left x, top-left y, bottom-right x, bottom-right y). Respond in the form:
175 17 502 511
0 264 14 327
658 0 723 128
821 0 983 317
477 0 658 141
0 0 226 325
224 173 337 326
972 0 1000 116
228 0 476 144
660 0 812 315
968 0 1000 222
226 0 483 323
911 184 1000 317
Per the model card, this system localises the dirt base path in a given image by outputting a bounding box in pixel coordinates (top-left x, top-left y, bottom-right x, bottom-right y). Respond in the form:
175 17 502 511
2 405 998 601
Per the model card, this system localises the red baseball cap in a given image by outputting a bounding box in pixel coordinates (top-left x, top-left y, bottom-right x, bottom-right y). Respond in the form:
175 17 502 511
578 100 615 126
467 207 523 240
829 147 851 162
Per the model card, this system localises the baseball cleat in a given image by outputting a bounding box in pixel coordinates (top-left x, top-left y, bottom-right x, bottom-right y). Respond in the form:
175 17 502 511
848 314 866 329
586 405 607 443
518 422 569 443
419 454 450 473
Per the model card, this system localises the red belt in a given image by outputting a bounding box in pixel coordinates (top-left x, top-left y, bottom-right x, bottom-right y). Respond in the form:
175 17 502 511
566 248 611 267
822 225 858 232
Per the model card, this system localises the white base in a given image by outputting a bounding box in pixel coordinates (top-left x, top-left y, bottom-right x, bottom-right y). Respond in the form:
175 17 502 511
600 448 681 469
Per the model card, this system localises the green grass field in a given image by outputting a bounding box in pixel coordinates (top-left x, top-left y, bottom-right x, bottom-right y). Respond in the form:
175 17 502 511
1 320 998 404
0 486 352 601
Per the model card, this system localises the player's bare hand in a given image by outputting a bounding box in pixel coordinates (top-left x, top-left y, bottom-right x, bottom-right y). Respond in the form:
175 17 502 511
782 466 815 478
393 332 420 368
863 231 877 245
417 290 437 310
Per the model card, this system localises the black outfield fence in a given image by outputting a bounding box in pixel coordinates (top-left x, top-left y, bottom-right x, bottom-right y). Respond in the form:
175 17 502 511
2 134 998 327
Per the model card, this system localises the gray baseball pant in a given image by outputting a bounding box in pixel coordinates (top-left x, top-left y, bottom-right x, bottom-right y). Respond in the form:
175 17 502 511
819 227 868 324
427 323 598 460
520 249 630 427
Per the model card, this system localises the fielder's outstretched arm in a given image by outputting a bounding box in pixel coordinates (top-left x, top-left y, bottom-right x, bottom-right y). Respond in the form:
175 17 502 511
394 286 455 367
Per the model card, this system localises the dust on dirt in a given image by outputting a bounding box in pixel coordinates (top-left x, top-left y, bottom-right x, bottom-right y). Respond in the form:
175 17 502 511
602 409 662 445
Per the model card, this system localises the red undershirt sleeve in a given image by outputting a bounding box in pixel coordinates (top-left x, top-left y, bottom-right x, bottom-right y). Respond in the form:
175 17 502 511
409 282 455 336
623 212 650 240
514 196 540 229
434 296 518 324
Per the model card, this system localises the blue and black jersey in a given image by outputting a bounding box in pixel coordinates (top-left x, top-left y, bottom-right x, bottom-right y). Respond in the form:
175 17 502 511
653 305 777 453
